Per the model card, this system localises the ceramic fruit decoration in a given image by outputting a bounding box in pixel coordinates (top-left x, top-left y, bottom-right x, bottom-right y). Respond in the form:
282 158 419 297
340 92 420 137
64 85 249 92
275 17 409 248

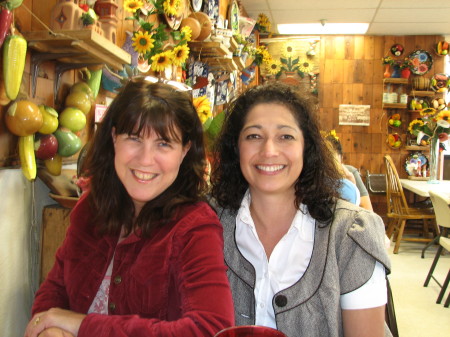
38 105 59 134
65 90 92 115
59 107 87 132
44 154 63 176
0 6 13 48
2 34 27 100
387 133 402 149
388 113 402 128
5 100 43 136
435 41 449 56
431 97 446 111
19 134 36 181
54 128 82 157
390 43 404 57
34 134 58 160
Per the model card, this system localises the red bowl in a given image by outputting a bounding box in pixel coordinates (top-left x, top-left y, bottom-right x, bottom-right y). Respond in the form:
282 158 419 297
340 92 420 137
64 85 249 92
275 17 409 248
215 326 287 337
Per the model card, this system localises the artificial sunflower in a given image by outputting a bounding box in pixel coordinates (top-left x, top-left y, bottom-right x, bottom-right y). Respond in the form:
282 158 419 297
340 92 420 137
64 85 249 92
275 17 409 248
163 0 181 16
266 59 282 75
124 0 144 13
193 96 212 124
180 26 192 42
419 107 437 117
282 42 295 58
132 31 155 54
436 110 450 122
171 44 190 66
408 119 424 135
151 51 172 72
298 59 314 73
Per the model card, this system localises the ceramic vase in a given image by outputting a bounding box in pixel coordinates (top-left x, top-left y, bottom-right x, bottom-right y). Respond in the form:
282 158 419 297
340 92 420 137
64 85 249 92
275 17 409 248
428 137 440 184
401 67 411 79
391 65 401 78
383 64 391 78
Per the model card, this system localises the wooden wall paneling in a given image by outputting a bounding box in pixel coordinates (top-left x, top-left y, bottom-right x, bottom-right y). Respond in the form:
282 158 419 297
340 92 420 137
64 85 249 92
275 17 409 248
332 36 346 60
363 36 376 60
331 83 343 108
351 83 364 105
322 59 334 84
352 60 365 83
332 60 344 83
362 60 374 84
341 83 353 105
361 84 373 106
373 36 385 61
354 36 365 59
344 36 354 60
343 59 355 83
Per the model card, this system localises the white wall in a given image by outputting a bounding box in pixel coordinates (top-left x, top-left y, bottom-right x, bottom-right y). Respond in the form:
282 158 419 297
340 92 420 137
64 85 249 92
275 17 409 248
0 169 53 337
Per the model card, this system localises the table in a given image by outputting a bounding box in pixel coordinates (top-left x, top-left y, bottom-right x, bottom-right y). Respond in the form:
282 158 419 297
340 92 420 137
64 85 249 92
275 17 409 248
400 179 450 257
400 179 450 201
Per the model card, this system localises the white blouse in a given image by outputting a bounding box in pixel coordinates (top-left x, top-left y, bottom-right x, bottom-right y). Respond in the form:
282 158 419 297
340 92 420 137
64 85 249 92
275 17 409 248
236 191 387 329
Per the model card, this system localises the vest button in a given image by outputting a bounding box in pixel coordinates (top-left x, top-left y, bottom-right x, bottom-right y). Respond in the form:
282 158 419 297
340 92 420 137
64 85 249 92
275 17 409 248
114 275 122 284
275 295 287 307
109 302 116 311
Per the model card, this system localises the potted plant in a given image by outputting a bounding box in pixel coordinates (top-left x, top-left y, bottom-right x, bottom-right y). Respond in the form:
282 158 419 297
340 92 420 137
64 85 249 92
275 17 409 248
398 58 412 79
382 56 395 78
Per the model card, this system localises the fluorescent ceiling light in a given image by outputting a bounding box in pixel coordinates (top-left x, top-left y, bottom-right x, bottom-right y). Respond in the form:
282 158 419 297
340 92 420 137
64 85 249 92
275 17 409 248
278 23 369 35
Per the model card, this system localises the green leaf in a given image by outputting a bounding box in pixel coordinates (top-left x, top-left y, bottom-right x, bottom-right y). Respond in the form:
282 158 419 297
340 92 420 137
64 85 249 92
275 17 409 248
292 58 299 66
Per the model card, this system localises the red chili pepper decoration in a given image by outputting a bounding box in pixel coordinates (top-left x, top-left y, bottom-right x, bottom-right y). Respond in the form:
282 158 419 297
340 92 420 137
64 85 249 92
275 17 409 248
79 4 89 12
0 7 13 48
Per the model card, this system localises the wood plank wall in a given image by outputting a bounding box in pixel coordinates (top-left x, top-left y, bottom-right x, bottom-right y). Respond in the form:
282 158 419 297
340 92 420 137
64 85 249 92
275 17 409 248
318 35 445 217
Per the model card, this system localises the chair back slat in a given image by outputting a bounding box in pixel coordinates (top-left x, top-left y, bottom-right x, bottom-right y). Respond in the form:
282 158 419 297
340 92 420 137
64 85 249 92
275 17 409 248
428 190 450 229
384 155 411 215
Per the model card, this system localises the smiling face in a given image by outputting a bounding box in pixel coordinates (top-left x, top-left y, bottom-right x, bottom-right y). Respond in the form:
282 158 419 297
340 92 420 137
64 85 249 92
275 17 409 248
112 127 190 215
238 103 304 198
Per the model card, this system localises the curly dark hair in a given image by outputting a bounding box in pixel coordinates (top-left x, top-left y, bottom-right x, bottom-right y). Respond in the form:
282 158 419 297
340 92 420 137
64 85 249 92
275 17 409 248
84 79 207 237
210 82 341 224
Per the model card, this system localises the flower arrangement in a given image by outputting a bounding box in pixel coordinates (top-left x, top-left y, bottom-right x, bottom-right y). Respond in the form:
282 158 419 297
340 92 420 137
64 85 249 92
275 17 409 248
381 56 395 65
124 0 192 72
408 108 450 147
255 13 271 34
397 57 412 70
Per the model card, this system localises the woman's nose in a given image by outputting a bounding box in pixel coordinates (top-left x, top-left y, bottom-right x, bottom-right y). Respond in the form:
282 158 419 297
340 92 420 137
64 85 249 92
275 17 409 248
139 143 156 165
261 139 278 156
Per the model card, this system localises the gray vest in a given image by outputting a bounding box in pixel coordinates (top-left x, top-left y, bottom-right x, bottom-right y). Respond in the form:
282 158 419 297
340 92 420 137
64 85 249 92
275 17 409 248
218 199 392 337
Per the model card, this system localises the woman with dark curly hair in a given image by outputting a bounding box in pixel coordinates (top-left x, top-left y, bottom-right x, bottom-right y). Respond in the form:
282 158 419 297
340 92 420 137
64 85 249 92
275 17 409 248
25 78 234 337
210 82 391 337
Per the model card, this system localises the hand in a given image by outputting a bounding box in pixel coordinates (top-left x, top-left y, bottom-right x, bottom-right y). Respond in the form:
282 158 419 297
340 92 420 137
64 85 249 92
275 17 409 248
38 327 75 337
24 308 85 337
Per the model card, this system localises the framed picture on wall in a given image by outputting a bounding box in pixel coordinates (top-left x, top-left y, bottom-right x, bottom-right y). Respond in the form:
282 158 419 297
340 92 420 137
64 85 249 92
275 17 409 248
338 104 370 126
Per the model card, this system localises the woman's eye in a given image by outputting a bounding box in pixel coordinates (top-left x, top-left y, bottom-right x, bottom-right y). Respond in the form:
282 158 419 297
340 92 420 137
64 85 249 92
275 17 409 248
245 134 261 140
128 135 141 142
158 141 172 148
281 134 295 140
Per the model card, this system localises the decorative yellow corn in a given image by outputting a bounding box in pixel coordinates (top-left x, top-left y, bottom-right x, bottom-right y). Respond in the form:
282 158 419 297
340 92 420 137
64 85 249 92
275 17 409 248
3 34 27 100
19 134 36 181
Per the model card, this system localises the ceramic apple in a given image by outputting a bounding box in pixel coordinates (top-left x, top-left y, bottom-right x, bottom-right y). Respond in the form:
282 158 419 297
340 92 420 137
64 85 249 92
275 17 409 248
54 128 82 157
38 105 59 134
70 81 93 100
5 100 43 136
34 134 58 160
59 107 86 132
65 91 92 115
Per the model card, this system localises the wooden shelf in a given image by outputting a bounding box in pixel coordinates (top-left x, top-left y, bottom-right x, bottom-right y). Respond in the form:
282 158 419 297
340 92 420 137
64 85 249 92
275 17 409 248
202 57 237 71
383 78 409 84
188 41 231 57
22 29 131 71
409 90 435 97
405 145 430 152
233 56 245 70
383 103 407 109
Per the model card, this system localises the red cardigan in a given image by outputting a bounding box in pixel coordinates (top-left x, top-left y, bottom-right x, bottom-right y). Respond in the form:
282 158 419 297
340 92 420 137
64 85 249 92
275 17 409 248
33 193 234 337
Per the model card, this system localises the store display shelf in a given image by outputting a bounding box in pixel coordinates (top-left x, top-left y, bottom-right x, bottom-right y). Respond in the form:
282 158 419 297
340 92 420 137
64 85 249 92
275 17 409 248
188 41 231 57
383 103 407 109
405 145 429 152
409 90 436 97
22 30 131 71
233 56 245 70
202 57 237 71
383 78 409 85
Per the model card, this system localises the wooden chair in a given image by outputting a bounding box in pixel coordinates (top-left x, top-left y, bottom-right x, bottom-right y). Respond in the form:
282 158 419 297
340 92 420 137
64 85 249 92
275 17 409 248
384 155 437 254
423 190 450 308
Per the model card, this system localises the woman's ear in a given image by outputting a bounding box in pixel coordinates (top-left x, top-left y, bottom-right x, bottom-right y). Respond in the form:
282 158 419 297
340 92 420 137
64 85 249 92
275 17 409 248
182 141 191 159
111 127 116 143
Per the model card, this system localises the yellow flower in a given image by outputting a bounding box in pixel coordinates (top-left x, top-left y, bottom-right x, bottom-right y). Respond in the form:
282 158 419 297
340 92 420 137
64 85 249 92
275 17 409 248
282 42 295 58
298 59 313 73
171 45 190 66
436 110 450 122
408 119 424 135
266 59 281 75
330 130 339 140
124 0 144 13
419 107 437 117
180 26 192 42
163 0 181 16
193 96 212 124
151 51 172 72
132 31 155 54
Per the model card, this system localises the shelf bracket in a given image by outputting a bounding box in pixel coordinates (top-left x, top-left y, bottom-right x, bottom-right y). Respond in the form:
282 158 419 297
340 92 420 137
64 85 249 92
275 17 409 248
30 51 80 98
54 61 101 106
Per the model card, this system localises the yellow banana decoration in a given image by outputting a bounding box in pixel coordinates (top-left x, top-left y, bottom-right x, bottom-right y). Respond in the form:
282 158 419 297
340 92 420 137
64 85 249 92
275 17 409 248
18 134 36 180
